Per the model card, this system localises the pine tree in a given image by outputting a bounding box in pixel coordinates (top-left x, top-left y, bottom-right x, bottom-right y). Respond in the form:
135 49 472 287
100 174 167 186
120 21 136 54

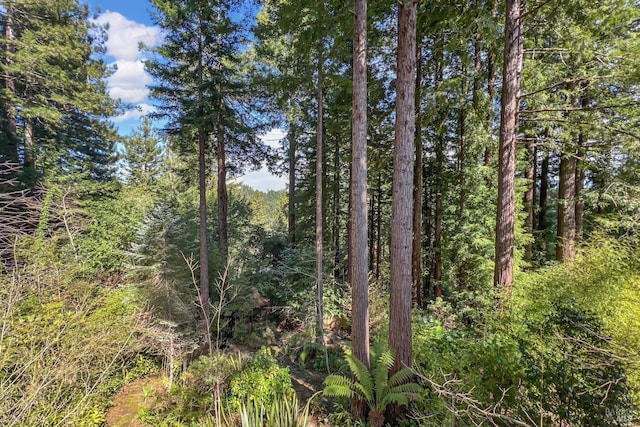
0 0 118 181
122 117 163 187
146 0 268 333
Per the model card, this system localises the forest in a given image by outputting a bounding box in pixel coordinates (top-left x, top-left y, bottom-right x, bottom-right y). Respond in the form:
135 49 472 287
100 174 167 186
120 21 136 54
1 0 640 426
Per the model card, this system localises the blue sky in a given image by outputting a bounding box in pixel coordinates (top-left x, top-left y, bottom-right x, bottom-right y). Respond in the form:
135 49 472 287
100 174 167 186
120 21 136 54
87 0 286 191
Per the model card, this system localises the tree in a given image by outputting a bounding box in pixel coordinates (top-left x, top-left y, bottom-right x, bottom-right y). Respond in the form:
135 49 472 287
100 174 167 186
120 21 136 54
315 39 325 348
0 0 118 181
147 0 267 334
121 117 163 187
493 0 523 290
350 0 370 417
389 0 417 381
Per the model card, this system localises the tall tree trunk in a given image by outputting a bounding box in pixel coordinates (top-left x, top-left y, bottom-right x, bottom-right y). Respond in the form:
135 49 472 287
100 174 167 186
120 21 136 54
334 141 341 281
389 0 417 380
423 162 433 303
494 0 523 290
524 139 535 261
412 41 423 308
350 0 369 416
315 48 325 347
375 173 382 281
196 16 210 334
456 63 468 288
3 8 18 164
369 177 376 273
484 0 497 171
537 147 549 252
434 133 443 298
217 116 228 263
575 97 588 241
288 125 296 246
433 35 444 299
556 152 576 261
198 127 210 329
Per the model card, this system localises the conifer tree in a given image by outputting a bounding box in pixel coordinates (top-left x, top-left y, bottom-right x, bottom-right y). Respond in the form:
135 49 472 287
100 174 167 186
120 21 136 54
147 0 268 332
0 0 118 181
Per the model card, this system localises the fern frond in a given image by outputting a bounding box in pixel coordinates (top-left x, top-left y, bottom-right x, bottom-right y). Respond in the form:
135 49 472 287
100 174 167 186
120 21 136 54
324 374 354 388
388 367 415 387
352 381 374 405
345 352 374 402
380 391 410 409
323 384 354 398
390 383 423 395
375 347 395 373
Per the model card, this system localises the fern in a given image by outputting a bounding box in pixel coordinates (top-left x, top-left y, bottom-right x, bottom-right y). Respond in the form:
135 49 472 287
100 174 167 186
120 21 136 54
323 343 424 427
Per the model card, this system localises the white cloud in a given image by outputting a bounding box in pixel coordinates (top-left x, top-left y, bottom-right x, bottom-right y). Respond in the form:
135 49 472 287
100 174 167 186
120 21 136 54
238 129 288 191
240 170 287 192
108 59 152 103
260 128 286 149
94 11 161 61
112 103 156 123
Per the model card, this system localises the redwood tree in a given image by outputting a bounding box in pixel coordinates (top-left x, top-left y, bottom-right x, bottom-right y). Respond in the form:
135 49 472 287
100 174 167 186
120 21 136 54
389 0 417 377
494 0 523 290
350 0 369 366
350 0 369 416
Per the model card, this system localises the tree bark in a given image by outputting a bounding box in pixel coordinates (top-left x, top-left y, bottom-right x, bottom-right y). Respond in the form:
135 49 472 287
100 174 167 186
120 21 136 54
412 41 423 308
350 0 369 417
389 0 416 379
556 152 576 261
494 0 523 290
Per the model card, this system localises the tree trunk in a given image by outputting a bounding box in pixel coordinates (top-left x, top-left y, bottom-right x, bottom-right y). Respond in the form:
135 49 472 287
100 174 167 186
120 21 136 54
424 161 433 302
389 0 416 379
288 125 296 246
556 152 576 261
537 147 549 252
575 97 588 241
369 177 376 273
433 35 444 299
494 0 523 290
524 139 535 262
434 133 443 298
315 49 325 346
484 0 497 171
350 0 369 417
334 141 341 281
3 8 18 164
412 41 423 308
196 17 210 335
375 173 382 281
198 127 210 330
217 117 228 263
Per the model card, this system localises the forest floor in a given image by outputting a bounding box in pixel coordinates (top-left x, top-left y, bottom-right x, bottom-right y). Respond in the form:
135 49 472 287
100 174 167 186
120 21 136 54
105 374 165 427
105 349 334 426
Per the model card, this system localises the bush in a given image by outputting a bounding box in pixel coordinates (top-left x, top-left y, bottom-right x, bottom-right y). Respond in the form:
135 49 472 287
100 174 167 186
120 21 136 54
228 348 295 410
